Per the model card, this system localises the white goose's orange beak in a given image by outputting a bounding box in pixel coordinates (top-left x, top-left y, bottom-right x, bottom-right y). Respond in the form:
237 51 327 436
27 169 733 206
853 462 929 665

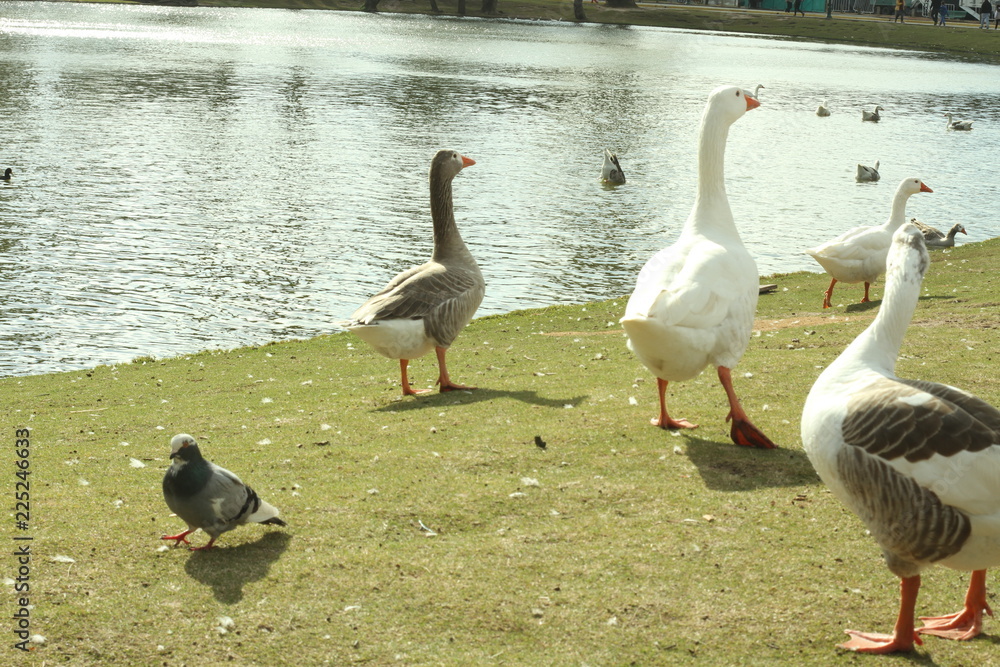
746 94 760 111
920 182 933 193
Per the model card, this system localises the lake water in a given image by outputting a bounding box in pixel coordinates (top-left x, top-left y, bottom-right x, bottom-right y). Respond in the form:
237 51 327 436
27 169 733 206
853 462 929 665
1 1 998 377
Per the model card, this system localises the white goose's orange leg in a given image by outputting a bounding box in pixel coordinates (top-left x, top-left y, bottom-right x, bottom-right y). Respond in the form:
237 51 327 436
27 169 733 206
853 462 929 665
718 367 776 449
651 377 697 430
400 359 431 396
822 277 837 309
918 569 993 640
862 281 872 303
435 346 475 392
841 575 923 653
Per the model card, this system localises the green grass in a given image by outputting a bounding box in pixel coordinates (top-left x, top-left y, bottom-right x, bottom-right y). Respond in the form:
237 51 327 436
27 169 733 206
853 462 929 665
3 239 999 663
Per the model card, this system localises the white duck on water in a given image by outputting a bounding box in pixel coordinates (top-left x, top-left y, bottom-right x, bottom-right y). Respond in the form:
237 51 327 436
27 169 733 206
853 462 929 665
806 177 932 309
621 85 775 449
347 150 485 395
802 224 1000 653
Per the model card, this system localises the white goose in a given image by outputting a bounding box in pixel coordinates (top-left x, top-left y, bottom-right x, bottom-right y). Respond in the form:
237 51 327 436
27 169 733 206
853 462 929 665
802 223 1000 653
856 160 880 183
348 150 485 396
911 219 967 248
753 84 765 99
862 105 884 122
806 177 932 309
945 113 973 131
602 149 626 184
621 85 775 449
816 100 831 117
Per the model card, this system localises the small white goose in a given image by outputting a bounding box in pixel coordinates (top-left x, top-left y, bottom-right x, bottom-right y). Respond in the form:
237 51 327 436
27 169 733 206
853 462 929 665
945 113 973 131
856 160 880 183
911 218 967 248
806 177 932 309
862 105 884 122
816 100 831 117
621 85 775 449
802 223 1000 653
348 150 485 395
602 149 626 184
753 84 765 99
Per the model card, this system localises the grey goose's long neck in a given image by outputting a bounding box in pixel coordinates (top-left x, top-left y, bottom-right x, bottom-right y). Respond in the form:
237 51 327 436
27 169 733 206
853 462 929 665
846 238 926 375
430 174 470 262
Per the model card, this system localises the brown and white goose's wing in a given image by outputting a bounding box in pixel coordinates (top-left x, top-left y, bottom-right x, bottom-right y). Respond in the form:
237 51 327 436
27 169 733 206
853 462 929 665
834 375 1000 575
349 261 484 348
910 218 945 242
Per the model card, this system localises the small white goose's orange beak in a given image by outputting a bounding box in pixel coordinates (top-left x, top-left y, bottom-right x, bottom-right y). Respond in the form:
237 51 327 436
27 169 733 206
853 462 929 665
920 182 933 193
746 94 760 111
462 155 476 168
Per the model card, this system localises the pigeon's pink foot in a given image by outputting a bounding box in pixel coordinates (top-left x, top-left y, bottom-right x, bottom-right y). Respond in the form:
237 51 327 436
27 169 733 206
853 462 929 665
189 537 217 551
161 530 193 547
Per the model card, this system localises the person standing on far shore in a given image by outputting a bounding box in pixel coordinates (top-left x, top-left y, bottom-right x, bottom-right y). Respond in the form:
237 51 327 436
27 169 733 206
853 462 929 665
794 0 805 15
785 0 793 12
931 0 941 24
894 0 905 23
979 0 992 27
939 2 948 25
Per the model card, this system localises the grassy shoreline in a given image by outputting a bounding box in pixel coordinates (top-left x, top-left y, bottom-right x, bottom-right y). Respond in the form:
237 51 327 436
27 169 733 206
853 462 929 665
4 238 999 663
70 0 1000 60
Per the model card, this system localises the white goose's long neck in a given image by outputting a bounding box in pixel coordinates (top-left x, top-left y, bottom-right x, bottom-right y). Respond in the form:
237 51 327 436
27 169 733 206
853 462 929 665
840 240 925 376
691 108 736 236
884 187 913 232
430 175 469 262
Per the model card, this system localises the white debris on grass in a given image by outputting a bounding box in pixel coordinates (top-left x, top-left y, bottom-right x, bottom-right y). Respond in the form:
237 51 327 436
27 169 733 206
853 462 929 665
628 396 638 405
215 616 235 635
257 438 272 446
520 477 540 487
51 555 75 563
129 458 146 468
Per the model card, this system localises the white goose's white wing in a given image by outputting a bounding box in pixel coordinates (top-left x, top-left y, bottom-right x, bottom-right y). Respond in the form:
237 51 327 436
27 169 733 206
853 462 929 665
807 225 892 283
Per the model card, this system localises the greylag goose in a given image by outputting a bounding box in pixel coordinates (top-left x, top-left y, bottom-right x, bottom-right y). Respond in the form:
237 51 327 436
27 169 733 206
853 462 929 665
1 168 12 181
856 160 880 183
802 223 1000 653
945 113 973 131
862 105 884 122
806 177 932 308
911 219 967 248
621 85 775 449
816 100 831 117
348 150 485 395
602 149 626 184
161 434 286 550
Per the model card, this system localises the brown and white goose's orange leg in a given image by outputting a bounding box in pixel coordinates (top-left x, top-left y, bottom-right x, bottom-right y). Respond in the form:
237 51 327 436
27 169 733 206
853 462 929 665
718 367 776 449
651 378 697 430
822 278 837 309
435 346 475 392
400 359 431 396
841 575 923 653
918 569 993 640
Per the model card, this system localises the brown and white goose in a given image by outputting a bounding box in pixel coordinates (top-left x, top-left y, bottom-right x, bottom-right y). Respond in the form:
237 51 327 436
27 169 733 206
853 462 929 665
945 113 973 131
621 85 775 449
856 160 880 183
602 149 626 184
806 177 932 308
911 218 967 248
802 223 1000 653
862 105 884 122
348 150 485 395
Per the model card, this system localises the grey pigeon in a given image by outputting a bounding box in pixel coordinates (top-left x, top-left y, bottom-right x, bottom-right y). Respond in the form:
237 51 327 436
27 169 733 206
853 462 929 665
161 433 286 550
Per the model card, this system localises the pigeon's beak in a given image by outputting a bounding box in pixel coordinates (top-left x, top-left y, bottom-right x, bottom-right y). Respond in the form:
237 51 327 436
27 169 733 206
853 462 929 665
169 451 180 460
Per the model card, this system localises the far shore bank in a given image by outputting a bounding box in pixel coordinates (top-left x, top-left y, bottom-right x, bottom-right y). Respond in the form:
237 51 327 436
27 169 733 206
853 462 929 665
63 0 1000 60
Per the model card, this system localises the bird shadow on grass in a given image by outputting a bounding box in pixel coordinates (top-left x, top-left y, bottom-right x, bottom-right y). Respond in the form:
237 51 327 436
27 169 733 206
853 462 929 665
183 530 291 604
374 387 588 413
680 434 818 492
